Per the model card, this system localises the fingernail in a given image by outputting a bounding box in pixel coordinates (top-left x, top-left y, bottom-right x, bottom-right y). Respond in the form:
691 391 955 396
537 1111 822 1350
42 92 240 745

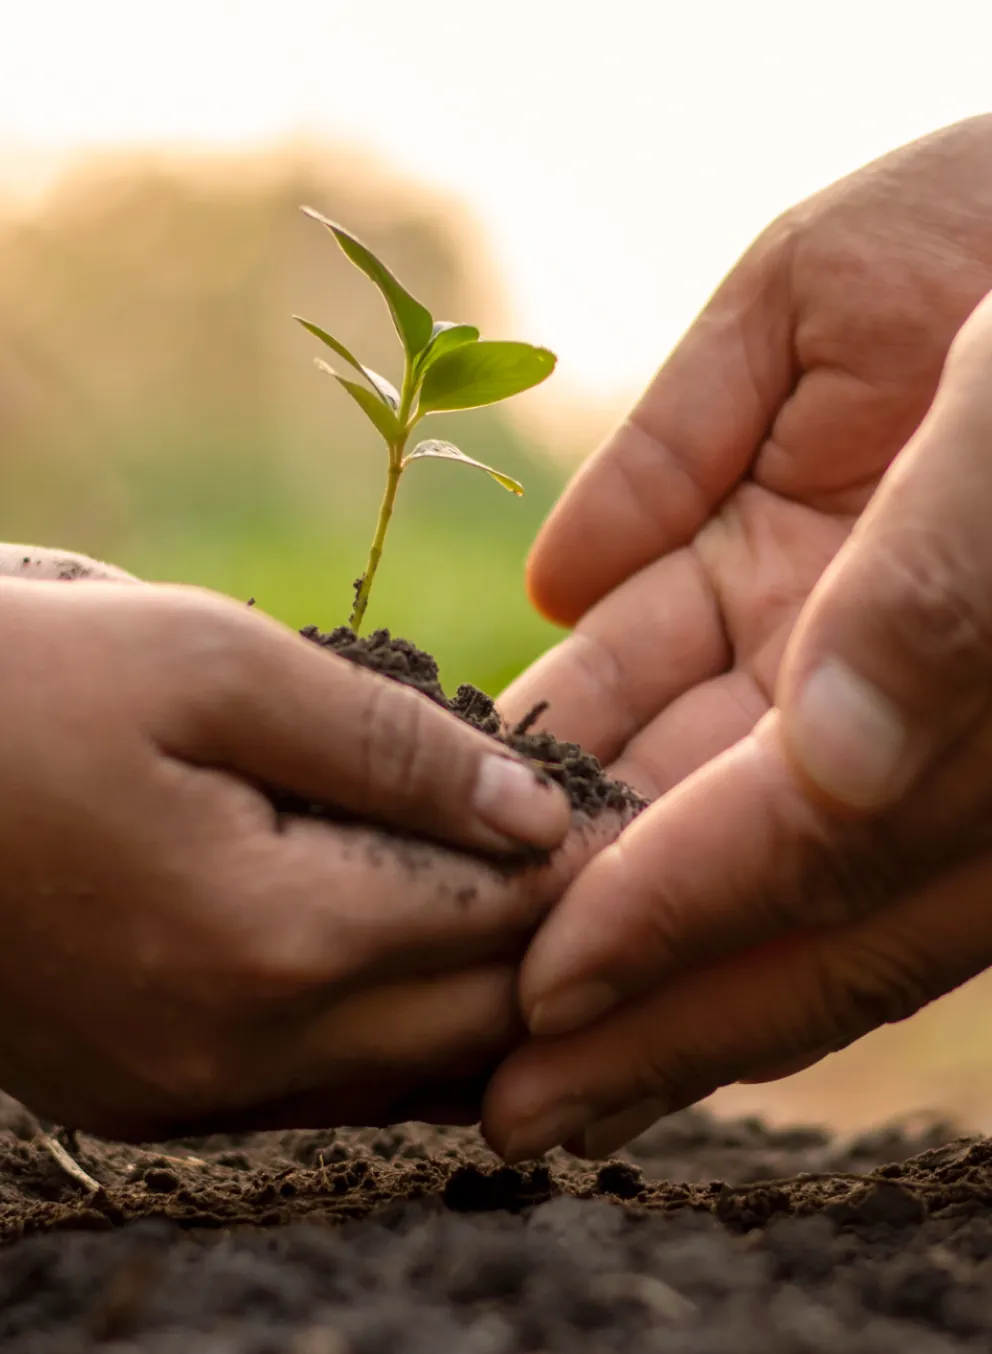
581 1097 669 1160
502 1101 594 1164
529 980 619 1036
474 755 571 848
788 659 908 809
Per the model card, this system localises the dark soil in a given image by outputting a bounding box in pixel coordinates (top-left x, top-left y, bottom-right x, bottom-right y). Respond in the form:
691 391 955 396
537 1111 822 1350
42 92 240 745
290 626 648 825
2 1094 991 1352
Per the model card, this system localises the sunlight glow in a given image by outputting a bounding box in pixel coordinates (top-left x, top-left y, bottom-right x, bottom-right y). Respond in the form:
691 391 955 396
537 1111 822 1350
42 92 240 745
2 0 989 405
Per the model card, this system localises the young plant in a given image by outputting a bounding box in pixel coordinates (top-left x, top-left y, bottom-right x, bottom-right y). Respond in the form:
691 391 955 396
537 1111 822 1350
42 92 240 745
295 207 556 632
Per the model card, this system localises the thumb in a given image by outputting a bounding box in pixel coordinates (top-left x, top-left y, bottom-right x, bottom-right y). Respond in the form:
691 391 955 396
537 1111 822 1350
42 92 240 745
778 289 992 811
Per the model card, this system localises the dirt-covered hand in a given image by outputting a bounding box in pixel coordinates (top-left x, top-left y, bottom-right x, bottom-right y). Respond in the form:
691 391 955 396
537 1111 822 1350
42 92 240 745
482 289 992 1162
0 543 138 583
0 578 582 1139
501 115 992 801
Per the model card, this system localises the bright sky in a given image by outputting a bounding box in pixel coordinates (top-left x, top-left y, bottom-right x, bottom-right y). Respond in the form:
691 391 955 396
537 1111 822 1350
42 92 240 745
1 0 989 406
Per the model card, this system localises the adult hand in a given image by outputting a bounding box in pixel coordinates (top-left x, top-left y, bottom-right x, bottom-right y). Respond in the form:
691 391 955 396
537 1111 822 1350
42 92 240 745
502 114 992 799
0 577 591 1139
479 119 992 1164
483 289 992 1163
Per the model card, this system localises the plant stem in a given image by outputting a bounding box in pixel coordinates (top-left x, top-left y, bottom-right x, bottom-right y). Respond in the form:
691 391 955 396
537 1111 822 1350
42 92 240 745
349 355 417 633
350 448 403 632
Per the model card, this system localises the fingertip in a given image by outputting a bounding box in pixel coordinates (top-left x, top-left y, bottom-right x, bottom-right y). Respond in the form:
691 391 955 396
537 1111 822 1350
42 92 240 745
528 979 619 1038
472 754 572 851
524 534 581 628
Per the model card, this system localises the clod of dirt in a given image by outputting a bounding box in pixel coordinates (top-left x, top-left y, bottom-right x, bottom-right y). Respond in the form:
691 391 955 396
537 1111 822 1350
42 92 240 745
295 625 648 821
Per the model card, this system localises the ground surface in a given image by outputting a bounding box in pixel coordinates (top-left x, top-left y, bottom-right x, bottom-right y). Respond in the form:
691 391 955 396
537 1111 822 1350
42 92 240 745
2 1099 992 1353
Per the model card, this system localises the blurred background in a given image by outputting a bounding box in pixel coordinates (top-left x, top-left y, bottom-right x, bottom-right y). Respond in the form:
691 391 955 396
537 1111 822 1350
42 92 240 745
2 0 992 1137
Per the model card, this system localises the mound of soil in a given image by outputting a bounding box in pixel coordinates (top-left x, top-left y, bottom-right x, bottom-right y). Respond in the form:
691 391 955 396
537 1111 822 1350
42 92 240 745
1 1098 989 1353
289 626 648 825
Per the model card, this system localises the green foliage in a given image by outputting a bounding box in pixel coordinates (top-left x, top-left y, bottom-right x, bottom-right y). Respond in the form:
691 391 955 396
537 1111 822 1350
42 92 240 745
296 209 557 631
404 439 523 496
313 359 402 441
300 207 434 359
415 322 481 377
417 340 556 415
0 152 568 706
292 317 400 407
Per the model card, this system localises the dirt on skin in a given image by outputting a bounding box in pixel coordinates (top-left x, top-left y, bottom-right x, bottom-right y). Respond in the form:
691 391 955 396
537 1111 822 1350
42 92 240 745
2 1096 992 1353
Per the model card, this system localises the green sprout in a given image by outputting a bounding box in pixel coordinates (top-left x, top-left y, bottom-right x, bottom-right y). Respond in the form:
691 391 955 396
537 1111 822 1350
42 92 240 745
295 207 556 632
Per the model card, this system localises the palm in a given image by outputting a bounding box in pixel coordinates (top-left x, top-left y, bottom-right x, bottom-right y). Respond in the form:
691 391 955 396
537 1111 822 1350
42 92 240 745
504 116 992 798
619 485 853 797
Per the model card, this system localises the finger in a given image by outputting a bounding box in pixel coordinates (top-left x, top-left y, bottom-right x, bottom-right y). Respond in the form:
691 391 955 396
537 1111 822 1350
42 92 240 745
130 583 572 855
526 225 797 626
484 852 992 1162
512 291 992 1036
226 809 635 989
777 289 992 812
499 548 728 767
606 665 770 799
736 1047 836 1083
515 713 833 1038
518 529 992 1043
0 543 138 583
119 963 524 1138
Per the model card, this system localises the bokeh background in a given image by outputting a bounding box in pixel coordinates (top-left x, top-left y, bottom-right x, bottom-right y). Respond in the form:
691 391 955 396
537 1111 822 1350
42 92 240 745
3 0 992 1138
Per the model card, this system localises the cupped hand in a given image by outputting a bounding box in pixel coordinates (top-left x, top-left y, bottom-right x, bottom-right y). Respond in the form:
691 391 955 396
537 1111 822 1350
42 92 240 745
483 287 992 1163
501 114 992 799
0 577 596 1139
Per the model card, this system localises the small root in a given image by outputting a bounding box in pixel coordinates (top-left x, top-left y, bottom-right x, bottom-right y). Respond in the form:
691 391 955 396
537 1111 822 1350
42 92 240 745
512 701 549 737
38 1130 101 1193
158 1151 207 1168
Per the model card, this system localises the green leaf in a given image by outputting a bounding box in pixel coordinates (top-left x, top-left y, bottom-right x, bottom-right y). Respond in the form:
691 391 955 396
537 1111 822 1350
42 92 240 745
403 439 524 495
294 316 400 408
301 206 434 360
417 341 556 415
314 358 402 443
415 322 480 378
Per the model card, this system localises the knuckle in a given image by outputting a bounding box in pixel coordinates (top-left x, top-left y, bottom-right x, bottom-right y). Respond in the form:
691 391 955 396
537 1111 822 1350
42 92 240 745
866 527 992 682
806 935 934 1044
567 629 638 746
233 928 347 999
152 587 262 700
628 1039 687 1109
356 676 439 811
599 843 693 971
762 795 910 929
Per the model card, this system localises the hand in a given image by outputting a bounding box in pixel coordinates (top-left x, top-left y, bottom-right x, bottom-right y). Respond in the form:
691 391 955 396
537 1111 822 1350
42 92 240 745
0 577 588 1139
482 288 992 1164
0 542 138 583
501 114 992 799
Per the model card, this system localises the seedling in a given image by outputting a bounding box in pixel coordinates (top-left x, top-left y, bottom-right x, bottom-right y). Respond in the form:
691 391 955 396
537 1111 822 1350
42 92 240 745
295 208 556 631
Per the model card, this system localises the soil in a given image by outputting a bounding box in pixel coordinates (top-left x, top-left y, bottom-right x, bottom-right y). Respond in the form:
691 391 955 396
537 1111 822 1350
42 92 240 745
2 1095 991 1353
288 626 648 826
